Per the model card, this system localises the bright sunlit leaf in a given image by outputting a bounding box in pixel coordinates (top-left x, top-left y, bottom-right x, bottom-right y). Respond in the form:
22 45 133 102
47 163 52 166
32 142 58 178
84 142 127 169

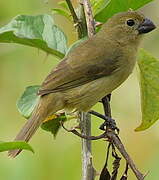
0 14 67 58
95 0 154 22
135 49 159 131
0 141 34 153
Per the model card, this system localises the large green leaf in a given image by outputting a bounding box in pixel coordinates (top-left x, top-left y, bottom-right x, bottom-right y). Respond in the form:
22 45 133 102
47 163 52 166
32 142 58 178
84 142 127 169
17 85 68 136
0 14 67 58
95 0 154 22
135 49 159 131
0 141 34 153
17 85 40 119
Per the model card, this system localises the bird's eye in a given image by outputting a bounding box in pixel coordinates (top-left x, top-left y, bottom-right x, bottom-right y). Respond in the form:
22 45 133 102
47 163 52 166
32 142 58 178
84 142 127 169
126 19 135 26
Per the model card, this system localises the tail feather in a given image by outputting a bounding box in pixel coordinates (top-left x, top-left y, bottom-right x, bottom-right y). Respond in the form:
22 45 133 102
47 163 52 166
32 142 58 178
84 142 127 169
8 94 64 158
8 107 43 157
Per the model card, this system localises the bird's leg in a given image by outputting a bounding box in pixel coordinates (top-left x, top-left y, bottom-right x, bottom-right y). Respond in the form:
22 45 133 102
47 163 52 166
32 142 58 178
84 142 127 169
101 94 119 133
88 110 107 121
88 109 119 133
61 121 106 140
99 117 118 132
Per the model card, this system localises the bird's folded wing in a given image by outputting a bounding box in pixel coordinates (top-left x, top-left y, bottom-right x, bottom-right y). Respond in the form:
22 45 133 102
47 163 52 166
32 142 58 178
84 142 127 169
38 55 119 96
38 38 121 96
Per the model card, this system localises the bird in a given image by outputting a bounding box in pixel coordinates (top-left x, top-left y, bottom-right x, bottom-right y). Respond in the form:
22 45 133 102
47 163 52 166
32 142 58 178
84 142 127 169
8 10 156 157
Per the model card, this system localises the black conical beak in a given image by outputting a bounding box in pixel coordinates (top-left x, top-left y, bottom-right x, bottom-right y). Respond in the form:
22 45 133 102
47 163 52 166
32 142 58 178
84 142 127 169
138 18 156 34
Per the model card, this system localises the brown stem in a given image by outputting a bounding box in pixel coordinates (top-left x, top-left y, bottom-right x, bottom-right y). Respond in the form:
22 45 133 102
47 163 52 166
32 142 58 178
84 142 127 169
107 131 144 180
102 95 145 180
83 0 95 37
78 1 96 180
65 0 84 38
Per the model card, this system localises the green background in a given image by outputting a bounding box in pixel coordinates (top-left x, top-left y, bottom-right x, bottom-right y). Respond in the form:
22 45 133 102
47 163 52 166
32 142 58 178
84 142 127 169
0 0 159 179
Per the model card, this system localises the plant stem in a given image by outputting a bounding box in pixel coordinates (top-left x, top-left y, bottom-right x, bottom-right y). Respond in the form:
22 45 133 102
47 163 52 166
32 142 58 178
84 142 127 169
78 0 95 179
102 95 145 179
65 0 85 38
80 112 95 180
83 0 95 37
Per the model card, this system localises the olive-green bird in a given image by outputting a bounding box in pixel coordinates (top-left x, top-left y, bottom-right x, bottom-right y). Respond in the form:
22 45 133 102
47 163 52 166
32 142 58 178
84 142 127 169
9 11 156 157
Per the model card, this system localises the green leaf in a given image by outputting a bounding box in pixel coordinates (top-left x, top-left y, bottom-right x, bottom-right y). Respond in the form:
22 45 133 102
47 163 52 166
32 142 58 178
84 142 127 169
91 0 109 16
0 141 34 153
52 8 72 21
17 85 68 136
41 113 67 137
52 1 72 21
17 85 40 119
58 1 69 11
0 14 67 58
135 49 159 131
95 0 154 22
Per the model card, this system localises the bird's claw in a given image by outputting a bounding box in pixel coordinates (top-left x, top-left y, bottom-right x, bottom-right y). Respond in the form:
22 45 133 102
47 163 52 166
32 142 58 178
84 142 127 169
99 117 119 133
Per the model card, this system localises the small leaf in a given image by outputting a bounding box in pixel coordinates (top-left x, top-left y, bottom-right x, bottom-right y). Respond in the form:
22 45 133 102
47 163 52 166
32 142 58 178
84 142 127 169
0 141 34 153
58 1 69 11
0 14 67 58
95 0 154 23
135 49 159 131
41 113 67 137
52 8 72 21
17 85 40 119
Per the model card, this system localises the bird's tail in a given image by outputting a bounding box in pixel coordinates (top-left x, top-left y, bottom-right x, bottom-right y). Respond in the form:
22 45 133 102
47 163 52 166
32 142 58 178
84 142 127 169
8 94 64 158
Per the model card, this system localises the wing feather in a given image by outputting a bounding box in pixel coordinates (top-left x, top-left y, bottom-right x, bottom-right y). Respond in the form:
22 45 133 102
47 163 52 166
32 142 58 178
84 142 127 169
38 38 121 96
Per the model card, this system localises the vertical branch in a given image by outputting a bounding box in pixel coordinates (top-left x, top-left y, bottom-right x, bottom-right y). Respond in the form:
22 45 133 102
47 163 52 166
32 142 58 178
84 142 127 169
83 0 95 37
65 0 94 179
78 1 95 180
80 112 95 180
65 0 85 38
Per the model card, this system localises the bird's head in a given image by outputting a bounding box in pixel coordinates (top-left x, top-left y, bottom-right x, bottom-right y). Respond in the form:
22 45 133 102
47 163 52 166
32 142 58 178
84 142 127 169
100 10 156 45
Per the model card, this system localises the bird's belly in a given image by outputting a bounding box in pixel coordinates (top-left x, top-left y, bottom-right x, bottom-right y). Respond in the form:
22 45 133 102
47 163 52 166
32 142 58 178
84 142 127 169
63 66 133 112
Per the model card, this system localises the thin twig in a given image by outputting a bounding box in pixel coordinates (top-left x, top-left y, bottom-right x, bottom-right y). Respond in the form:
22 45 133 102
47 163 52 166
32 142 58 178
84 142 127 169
82 0 95 37
102 95 145 180
65 0 83 38
78 1 96 180
102 95 144 180
89 110 107 121
106 131 144 180
61 121 106 140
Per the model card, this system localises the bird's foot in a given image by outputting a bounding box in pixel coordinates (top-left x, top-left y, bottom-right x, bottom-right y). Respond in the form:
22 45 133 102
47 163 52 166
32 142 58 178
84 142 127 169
61 121 106 140
99 117 119 134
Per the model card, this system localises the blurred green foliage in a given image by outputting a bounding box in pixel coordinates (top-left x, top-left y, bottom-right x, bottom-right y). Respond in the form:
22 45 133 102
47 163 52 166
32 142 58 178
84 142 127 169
0 0 159 180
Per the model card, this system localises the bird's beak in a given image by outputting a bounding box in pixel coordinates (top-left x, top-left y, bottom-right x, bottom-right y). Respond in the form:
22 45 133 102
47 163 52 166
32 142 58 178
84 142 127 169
138 18 156 34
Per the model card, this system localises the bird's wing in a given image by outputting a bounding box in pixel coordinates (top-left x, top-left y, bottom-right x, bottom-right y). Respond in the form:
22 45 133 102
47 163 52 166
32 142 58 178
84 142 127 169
38 39 121 96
